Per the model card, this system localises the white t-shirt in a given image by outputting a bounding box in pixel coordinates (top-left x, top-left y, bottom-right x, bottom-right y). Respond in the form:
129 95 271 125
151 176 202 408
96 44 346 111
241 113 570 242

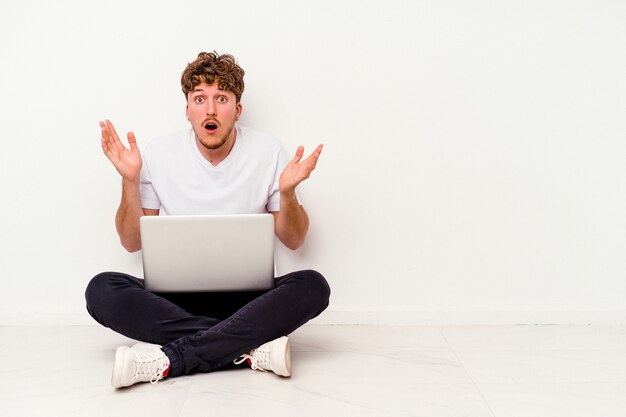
139 124 291 215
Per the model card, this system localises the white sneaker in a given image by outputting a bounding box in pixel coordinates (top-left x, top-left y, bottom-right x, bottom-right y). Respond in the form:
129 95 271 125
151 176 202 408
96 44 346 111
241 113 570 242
111 343 170 388
234 336 292 377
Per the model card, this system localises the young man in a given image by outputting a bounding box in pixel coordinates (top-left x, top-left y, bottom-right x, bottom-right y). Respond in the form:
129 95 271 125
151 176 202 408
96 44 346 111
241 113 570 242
85 52 330 388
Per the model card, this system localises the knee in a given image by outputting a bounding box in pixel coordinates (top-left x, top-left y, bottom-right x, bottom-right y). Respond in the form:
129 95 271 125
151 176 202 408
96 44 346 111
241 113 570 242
85 272 112 315
85 272 128 317
296 269 331 311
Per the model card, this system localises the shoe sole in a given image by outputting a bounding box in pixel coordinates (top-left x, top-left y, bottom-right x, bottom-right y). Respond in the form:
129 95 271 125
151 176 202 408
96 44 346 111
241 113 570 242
272 336 292 377
111 346 129 388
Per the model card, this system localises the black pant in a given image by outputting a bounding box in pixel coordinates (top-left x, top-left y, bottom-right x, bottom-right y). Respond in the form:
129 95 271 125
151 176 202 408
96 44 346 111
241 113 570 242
85 270 330 377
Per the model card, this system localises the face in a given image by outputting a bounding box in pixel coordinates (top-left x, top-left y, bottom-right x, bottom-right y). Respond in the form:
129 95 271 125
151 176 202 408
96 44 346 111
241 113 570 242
186 82 242 151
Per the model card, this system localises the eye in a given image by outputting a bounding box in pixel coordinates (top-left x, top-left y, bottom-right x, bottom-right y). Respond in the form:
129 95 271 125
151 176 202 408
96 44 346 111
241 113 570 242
217 96 227 103
194 96 205 103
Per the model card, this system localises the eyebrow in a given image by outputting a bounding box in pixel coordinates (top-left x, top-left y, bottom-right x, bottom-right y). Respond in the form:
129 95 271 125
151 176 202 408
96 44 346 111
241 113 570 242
192 87 226 93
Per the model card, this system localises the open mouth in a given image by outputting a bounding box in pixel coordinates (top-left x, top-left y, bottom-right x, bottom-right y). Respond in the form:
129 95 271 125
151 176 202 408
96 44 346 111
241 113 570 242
204 122 218 132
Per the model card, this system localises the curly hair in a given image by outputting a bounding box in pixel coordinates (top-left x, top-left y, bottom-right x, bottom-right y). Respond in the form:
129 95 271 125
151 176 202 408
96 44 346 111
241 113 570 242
181 51 245 102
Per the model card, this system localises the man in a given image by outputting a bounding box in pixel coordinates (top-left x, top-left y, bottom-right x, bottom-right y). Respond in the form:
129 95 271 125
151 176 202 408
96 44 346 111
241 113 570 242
85 52 330 388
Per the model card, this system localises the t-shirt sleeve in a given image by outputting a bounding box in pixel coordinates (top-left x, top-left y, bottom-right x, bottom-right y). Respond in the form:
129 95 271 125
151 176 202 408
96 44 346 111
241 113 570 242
266 145 300 212
139 155 161 210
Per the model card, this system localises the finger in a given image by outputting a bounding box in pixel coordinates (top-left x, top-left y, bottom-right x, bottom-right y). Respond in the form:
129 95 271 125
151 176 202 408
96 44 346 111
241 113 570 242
100 120 107 146
101 135 117 159
303 144 324 167
100 121 113 155
101 119 115 148
291 146 304 163
100 120 109 143
105 119 129 154
105 119 119 139
101 135 109 154
100 121 123 162
127 131 138 151
104 119 122 147
311 143 323 159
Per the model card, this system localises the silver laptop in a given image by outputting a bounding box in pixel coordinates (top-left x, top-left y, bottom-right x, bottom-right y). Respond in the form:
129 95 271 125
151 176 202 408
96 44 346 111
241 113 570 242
140 214 275 292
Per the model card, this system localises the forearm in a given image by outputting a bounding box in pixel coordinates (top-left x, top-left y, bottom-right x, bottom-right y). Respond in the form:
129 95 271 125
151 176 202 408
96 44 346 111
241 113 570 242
275 190 309 250
115 178 144 252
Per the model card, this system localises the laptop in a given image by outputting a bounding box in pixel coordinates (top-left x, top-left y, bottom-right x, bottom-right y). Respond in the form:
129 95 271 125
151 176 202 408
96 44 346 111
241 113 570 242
140 214 275 292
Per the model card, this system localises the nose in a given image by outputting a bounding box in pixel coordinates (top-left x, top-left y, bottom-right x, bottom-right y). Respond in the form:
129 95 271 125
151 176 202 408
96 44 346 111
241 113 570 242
205 100 216 116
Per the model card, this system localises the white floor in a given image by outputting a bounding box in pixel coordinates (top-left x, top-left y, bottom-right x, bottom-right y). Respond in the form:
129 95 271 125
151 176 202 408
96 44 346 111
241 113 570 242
1 325 625 417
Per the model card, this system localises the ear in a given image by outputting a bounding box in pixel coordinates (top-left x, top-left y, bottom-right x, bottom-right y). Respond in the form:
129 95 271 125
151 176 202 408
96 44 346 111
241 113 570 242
235 102 243 121
185 104 190 121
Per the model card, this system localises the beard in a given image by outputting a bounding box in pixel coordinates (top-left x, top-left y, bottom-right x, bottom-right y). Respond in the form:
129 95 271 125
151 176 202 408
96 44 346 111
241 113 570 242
194 124 235 151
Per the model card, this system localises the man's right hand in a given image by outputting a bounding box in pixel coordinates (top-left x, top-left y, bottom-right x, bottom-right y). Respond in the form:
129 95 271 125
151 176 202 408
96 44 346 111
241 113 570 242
100 119 142 182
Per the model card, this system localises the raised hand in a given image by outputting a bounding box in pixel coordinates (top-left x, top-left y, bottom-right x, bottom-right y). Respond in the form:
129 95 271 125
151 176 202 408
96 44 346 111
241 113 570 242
279 144 323 194
100 119 142 181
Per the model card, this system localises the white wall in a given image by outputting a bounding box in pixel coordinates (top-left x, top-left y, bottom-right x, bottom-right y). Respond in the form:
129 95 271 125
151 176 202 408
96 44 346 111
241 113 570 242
1 0 624 325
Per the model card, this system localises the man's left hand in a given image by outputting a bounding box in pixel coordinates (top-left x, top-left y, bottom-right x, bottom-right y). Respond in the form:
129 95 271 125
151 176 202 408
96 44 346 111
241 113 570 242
279 144 323 193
